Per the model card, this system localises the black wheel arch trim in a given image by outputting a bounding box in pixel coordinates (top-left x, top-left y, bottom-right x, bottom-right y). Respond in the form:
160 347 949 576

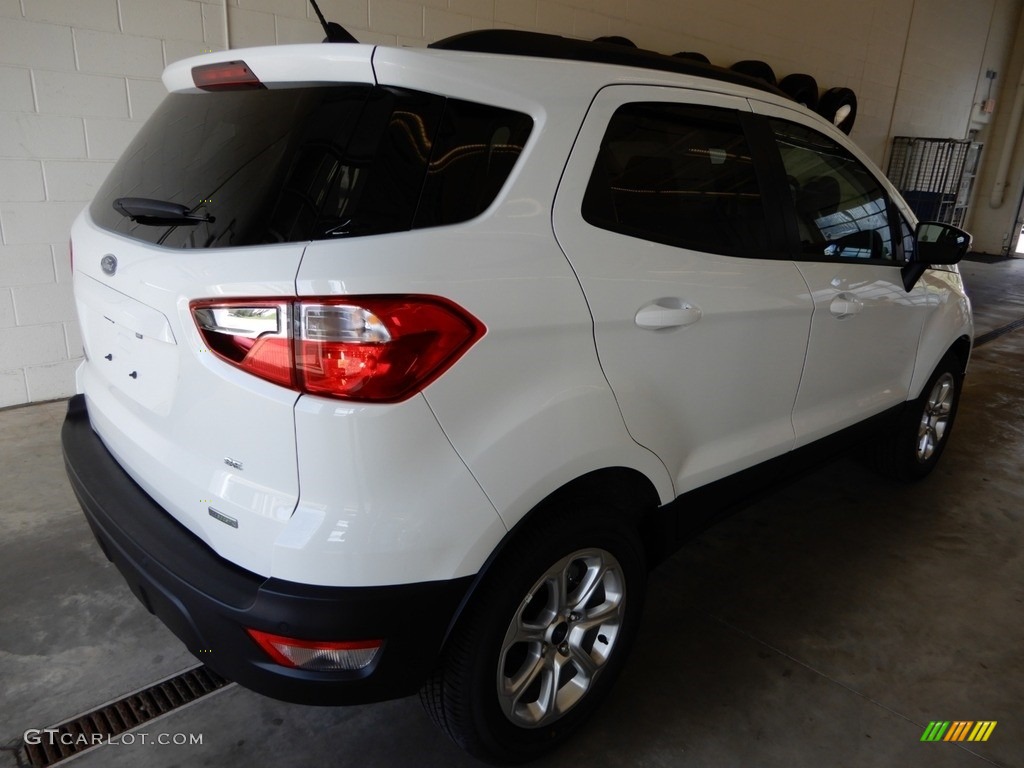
440 466 660 648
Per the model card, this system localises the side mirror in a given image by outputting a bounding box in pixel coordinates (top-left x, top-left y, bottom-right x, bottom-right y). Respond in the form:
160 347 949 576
901 221 972 291
914 221 971 265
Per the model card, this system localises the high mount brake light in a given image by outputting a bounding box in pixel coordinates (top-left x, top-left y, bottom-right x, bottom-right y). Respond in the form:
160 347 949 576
191 60 264 91
191 296 485 403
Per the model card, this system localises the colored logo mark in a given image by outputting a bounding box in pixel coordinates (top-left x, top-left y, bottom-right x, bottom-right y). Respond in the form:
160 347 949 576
921 721 997 742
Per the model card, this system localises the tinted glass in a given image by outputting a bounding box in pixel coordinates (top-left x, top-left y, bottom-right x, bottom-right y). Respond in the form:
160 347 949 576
266 87 445 241
771 120 894 261
415 99 534 228
90 86 531 248
582 103 768 255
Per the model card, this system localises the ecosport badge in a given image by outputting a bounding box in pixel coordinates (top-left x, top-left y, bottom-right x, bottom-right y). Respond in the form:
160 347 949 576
100 254 117 276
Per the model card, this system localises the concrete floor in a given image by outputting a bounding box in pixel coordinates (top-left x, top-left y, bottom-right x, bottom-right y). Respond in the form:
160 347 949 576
1 257 1022 768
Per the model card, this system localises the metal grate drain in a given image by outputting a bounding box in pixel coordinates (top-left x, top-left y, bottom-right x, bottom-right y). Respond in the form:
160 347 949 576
21 665 230 767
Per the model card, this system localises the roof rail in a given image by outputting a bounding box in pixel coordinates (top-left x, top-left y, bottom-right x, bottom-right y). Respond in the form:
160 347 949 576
429 30 786 98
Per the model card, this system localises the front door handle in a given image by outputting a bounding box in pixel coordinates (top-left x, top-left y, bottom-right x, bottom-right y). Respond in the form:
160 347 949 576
829 292 863 319
635 300 702 330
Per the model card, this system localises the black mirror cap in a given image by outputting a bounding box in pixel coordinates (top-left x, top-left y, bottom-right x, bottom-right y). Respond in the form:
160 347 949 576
915 221 972 265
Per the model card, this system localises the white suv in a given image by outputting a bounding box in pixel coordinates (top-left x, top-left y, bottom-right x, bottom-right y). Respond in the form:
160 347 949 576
62 30 973 763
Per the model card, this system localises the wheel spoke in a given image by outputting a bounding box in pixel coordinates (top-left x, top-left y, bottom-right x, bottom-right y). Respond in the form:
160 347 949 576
504 650 545 703
917 426 933 460
510 621 547 645
570 561 609 611
570 644 602 679
575 600 622 633
555 568 570 614
535 656 564 724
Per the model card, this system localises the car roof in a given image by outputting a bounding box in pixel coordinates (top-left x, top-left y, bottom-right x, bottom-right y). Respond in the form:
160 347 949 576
429 30 788 100
165 30 788 102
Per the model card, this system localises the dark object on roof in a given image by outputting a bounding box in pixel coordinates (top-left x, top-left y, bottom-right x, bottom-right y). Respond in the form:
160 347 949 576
817 87 858 135
429 30 786 98
593 35 638 48
673 51 710 64
779 73 819 108
730 59 778 86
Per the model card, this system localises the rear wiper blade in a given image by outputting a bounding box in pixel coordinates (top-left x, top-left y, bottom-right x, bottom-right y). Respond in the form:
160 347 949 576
113 197 215 226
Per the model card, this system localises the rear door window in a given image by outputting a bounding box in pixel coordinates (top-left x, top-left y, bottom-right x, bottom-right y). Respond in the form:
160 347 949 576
581 102 769 256
91 86 532 248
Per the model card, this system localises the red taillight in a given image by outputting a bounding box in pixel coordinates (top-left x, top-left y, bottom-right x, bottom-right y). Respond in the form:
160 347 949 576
191 296 484 403
246 629 381 671
192 301 294 388
191 60 264 91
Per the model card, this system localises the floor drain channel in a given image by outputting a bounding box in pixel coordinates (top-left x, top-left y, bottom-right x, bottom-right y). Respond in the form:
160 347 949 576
21 665 230 767
975 316 1024 347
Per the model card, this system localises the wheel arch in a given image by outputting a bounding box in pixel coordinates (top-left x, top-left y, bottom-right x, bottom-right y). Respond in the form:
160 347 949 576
911 333 972 399
441 466 662 647
909 270 973 398
948 334 972 374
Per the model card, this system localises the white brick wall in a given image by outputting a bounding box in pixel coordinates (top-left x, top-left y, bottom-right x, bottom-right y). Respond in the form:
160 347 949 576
0 1 225 407
0 0 1020 407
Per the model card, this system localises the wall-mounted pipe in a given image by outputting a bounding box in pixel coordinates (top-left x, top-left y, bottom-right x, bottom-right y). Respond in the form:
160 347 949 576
990 59 1024 207
223 0 231 51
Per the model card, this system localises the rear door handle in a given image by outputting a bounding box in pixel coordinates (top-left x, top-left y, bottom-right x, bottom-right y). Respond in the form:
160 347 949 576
635 300 702 330
829 292 863 319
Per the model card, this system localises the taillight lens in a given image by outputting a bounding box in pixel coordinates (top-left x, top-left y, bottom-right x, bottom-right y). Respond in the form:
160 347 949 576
192 302 294 389
191 296 484 403
246 629 381 671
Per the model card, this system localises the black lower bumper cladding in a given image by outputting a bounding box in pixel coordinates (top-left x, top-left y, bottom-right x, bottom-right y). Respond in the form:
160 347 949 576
61 394 471 705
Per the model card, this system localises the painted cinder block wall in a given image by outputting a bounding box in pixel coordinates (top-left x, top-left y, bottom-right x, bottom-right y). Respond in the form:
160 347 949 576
0 0 1020 407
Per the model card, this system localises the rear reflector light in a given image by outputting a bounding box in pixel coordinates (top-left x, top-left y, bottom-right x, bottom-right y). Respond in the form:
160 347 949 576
192 60 264 91
246 629 381 671
191 295 484 402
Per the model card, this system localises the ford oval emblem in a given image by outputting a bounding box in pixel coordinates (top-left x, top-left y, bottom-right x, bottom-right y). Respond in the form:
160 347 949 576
100 254 117 276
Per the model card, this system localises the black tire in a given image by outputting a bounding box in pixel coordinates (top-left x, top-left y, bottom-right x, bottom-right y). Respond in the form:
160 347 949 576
673 51 710 64
730 59 777 86
872 352 964 481
420 500 646 764
817 86 858 134
779 73 819 109
594 35 637 48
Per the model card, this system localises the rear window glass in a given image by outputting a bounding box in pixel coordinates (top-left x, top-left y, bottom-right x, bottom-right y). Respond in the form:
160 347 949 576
90 86 532 248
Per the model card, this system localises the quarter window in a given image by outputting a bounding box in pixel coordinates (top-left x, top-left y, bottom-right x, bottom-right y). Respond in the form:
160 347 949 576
582 103 768 256
771 120 894 261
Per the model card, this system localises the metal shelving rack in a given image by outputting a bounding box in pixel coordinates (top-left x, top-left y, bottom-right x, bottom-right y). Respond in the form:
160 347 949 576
886 137 982 227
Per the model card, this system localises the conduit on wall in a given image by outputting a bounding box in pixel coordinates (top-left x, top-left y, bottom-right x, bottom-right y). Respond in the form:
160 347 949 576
223 0 232 51
990 59 1024 208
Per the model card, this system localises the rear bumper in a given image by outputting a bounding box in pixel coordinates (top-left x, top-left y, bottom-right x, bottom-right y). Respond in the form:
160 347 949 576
61 394 471 705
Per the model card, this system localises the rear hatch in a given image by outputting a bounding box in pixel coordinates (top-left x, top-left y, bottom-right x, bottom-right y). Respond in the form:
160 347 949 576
73 45 535 577
72 47 381 577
